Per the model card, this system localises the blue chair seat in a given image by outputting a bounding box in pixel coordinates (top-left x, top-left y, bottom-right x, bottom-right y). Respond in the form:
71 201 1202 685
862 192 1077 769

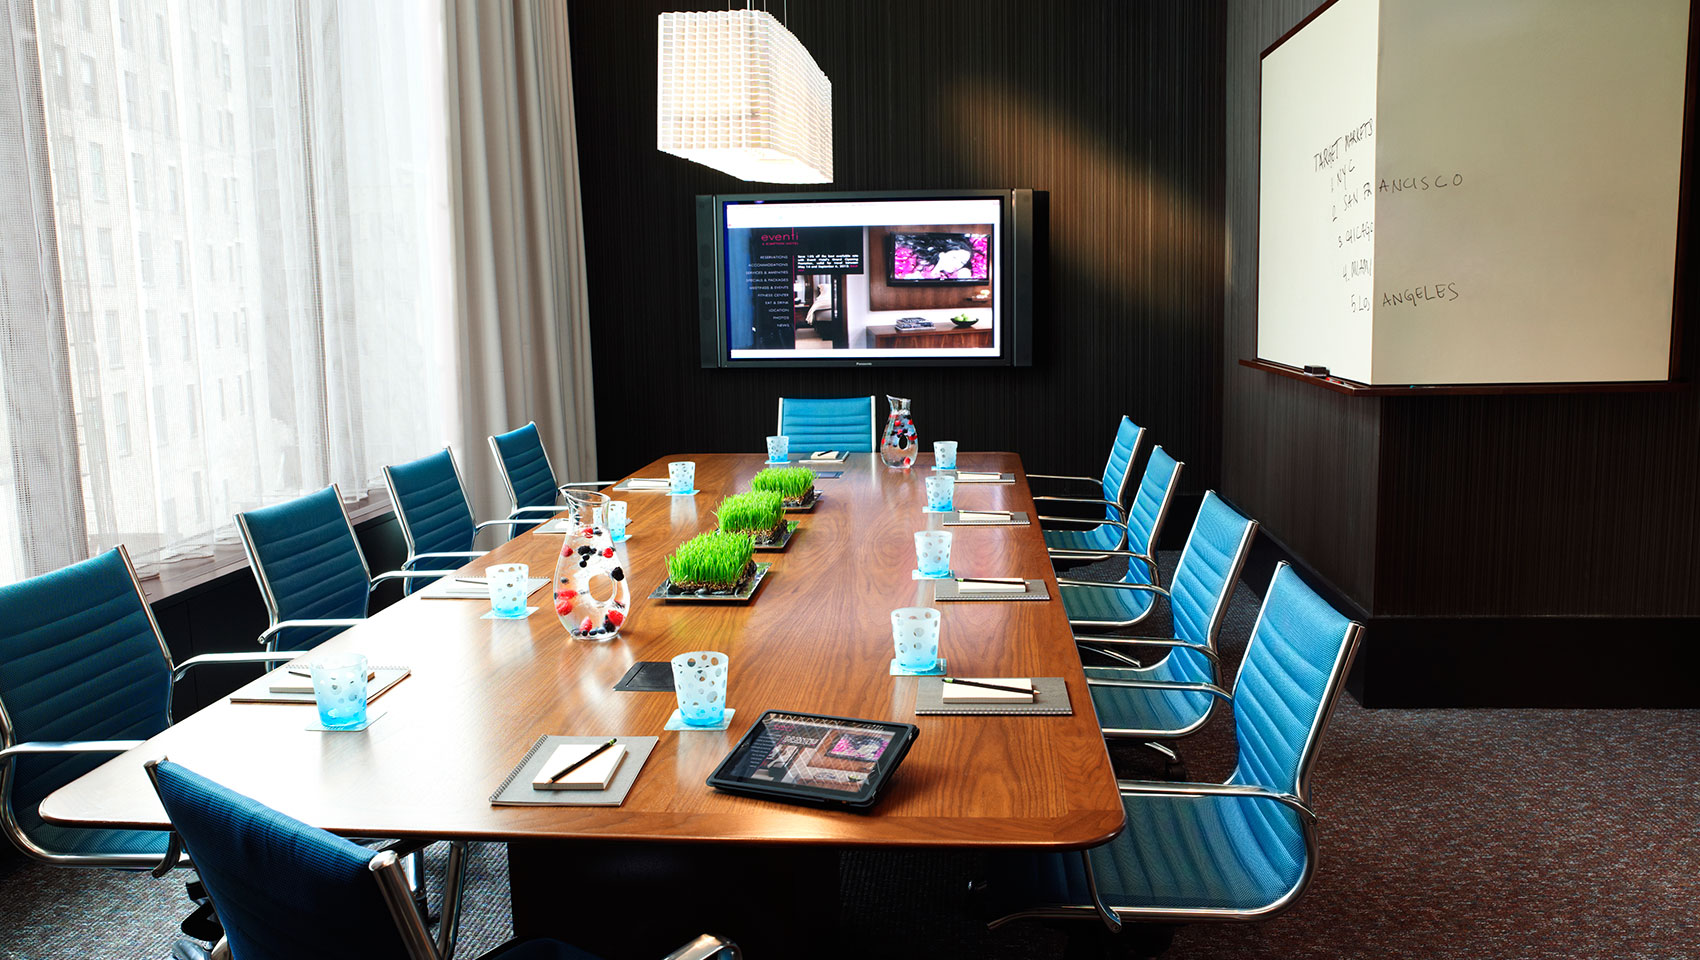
1042 523 1123 554
1082 665 1213 734
986 793 1307 915
1061 583 1157 625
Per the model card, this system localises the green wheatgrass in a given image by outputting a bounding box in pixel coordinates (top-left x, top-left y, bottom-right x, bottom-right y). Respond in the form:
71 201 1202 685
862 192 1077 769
666 531 756 588
750 465 815 500
715 490 786 535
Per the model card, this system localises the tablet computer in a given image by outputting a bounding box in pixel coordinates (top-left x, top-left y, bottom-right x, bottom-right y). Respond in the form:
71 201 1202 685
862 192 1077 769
705 710 919 809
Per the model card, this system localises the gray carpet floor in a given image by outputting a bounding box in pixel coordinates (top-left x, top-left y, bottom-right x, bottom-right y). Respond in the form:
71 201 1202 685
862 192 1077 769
2 554 1696 959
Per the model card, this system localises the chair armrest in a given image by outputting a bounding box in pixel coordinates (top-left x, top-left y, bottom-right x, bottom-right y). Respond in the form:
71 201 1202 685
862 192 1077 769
257 618 366 646
506 506 563 518
1057 579 1169 596
401 552 484 570
1085 677 1231 700
1037 515 1127 531
172 651 296 682
1025 473 1100 486
1050 547 1151 561
660 934 741 960
1030 495 1122 515
369 570 463 587
1073 635 1217 661
473 519 516 534
1115 779 1317 823
0 739 147 764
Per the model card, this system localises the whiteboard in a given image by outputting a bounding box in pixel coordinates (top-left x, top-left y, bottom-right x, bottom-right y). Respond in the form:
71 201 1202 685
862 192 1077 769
1258 0 1691 386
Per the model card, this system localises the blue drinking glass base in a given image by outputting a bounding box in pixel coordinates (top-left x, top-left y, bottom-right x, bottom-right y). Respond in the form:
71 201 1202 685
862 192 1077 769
306 709 385 732
890 657 946 677
912 568 954 580
481 606 538 620
665 707 735 731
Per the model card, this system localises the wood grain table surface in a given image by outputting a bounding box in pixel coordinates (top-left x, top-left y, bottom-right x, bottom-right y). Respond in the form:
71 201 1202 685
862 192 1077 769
42 453 1124 850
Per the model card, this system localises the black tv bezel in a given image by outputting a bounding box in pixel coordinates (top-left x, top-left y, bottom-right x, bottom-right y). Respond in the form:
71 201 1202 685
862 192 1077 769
697 188 1034 369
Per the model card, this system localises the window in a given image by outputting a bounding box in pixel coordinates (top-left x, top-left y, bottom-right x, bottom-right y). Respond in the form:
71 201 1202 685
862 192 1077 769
4 1 455 583
79 55 96 115
97 229 115 285
131 153 147 207
89 142 105 200
112 393 131 456
51 46 68 103
124 71 141 129
152 383 168 444
103 310 122 368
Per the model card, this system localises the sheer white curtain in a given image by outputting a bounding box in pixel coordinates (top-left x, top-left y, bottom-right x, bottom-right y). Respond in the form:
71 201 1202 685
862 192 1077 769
0 0 455 583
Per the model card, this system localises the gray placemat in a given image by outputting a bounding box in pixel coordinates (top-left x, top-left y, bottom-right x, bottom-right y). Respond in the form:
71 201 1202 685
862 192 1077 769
612 478 674 492
491 735 659 806
229 665 411 705
810 470 844 479
613 661 675 692
914 677 1072 715
942 510 1030 526
947 471 1015 484
933 578 1050 601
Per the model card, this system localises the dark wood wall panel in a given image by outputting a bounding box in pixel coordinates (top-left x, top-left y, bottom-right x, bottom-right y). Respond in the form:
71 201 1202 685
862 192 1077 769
1222 0 1381 609
567 1 1227 504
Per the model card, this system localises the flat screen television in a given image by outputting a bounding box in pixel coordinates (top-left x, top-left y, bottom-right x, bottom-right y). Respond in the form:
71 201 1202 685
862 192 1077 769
697 189 1034 368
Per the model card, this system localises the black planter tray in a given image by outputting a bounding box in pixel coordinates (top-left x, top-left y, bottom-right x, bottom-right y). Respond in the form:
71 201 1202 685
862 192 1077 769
649 562 773 602
749 521 800 552
783 492 823 512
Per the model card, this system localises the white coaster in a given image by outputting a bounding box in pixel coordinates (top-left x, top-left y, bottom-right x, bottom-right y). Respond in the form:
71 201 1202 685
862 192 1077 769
664 707 735 731
481 606 539 620
305 709 387 732
890 657 947 677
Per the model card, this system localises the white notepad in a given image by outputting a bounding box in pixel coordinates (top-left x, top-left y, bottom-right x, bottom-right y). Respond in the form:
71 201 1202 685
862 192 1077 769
267 668 375 695
956 511 1013 522
941 678 1035 704
624 478 671 489
418 576 548 600
531 743 628 791
954 471 1003 481
805 451 845 462
954 578 1029 593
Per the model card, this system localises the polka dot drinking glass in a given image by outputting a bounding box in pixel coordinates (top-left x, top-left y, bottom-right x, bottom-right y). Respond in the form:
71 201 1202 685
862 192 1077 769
672 651 729 726
925 475 955 512
891 608 941 672
914 530 952 578
309 653 369 730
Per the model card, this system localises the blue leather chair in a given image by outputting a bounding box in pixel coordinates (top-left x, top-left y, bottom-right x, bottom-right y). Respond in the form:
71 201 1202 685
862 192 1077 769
144 759 741 960
1058 491 1257 742
775 396 877 453
979 563 1363 937
1049 449 1185 630
488 422 612 535
0 547 287 868
1032 416 1146 557
384 448 517 596
237 485 442 652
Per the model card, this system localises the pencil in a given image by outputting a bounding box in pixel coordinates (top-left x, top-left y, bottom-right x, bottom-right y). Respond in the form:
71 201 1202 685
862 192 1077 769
547 737 618 783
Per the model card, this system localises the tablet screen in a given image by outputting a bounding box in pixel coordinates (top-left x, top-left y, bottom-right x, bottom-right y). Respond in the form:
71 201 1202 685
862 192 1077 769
714 712 911 801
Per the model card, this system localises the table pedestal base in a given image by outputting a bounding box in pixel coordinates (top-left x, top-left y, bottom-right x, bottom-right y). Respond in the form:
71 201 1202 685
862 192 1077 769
509 839 841 958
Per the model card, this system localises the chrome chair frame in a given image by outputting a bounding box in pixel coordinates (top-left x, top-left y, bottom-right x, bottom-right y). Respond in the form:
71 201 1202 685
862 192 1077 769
486 421 614 534
775 395 879 454
1030 417 1147 557
0 546 289 869
986 563 1364 930
382 446 516 575
144 759 740 960
235 483 445 652
1047 450 1183 592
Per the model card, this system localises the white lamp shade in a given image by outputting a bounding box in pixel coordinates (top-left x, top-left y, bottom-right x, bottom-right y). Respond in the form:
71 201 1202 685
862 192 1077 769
657 10 833 184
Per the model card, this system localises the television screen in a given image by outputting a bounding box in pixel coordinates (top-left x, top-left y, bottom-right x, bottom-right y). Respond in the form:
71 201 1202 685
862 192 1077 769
697 191 1032 367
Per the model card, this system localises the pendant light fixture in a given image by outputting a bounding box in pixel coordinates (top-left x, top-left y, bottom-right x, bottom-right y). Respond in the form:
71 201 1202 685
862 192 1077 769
656 6 833 184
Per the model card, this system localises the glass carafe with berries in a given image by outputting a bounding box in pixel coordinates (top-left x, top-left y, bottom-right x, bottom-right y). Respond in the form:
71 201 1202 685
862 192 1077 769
553 491 630 640
880 394 917 468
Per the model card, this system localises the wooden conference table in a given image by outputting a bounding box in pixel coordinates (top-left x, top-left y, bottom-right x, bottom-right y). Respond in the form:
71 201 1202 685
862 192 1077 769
44 452 1122 951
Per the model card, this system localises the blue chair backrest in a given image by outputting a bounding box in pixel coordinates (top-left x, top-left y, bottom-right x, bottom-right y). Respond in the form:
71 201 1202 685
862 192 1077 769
1098 416 1145 519
149 761 412 960
777 396 876 452
0 548 171 843
1120 446 1183 585
1229 564 1359 797
239 487 370 652
385 449 476 595
1147 491 1256 683
491 422 560 509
